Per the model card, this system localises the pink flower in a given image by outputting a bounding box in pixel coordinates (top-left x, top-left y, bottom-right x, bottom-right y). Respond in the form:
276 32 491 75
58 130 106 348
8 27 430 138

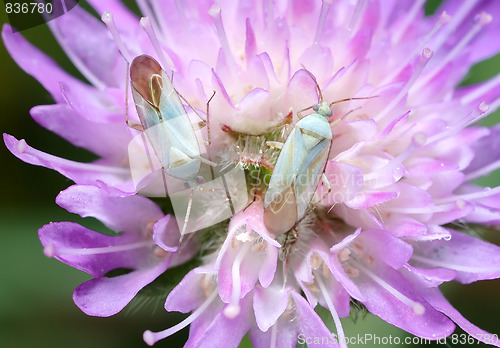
3 0 500 347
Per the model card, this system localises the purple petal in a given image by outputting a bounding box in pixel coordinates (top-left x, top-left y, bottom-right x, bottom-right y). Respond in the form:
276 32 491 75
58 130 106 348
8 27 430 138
322 162 363 204
39 222 148 277
347 27 373 61
465 124 500 175
355 260 455 339
185 293 253 348
153 215 180 253
412 229 500 283
48 6 125 88
427 201 474 225
253 285 289 332
258 245 278 288
422 288 500 347
249 324 297 348
74 257 170 317
218 246 260 303
2 24 79 103
357 229 413 269
403 264 457 288
329 254 364 301
292 291 340 347
298 45 333 83
384 215 428 238
286 69 320 111
87 0 138 34
245 18 257 59
58 81 125 123
165 267 216 313
345 190 398 209
56 185 163 233
30 104 129 161
4 134 136 194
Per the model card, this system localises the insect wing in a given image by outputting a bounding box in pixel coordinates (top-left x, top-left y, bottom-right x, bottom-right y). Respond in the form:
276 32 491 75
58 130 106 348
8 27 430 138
130 55 201 180
293 136 330 218
292 114 332 218
264 127 302 208
264 114 332 234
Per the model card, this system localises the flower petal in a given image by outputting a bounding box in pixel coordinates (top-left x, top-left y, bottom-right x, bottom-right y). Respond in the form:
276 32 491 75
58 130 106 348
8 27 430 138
38 222 146 277
253 285 289 332
412 229 500 283
30 104 129 161
4 134 135 194
56 185 163 233
73 257 170 317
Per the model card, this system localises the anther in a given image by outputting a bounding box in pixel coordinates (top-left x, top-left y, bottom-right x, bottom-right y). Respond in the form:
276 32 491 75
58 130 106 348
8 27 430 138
17 139 27 153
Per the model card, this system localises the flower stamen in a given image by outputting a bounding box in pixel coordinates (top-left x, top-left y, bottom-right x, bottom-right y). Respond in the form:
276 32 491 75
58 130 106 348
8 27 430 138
363 133 426 182
461 73 500 105
430 0 477 52
382 11 450 85
143 290 218 346
270 321 278 348
314 0 333 44
435 186 500 204
391 0 426 45
43 240 152 258
352 260 425 316
384 201 461 214
426 102 489 145
465 158 500 182
415 12 492 91
224 241 252 318
375 48 433 121
101 11 132 62
412 254 500 274
209 4 234 66
315 272 348 348
140 17 173 74
346 0 365 35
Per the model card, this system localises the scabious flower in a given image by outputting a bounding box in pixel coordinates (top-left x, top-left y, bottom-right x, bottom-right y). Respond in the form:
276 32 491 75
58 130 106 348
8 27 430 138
4 0 500 347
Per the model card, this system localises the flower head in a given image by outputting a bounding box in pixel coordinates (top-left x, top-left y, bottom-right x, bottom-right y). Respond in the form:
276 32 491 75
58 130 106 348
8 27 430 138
4 0 500 347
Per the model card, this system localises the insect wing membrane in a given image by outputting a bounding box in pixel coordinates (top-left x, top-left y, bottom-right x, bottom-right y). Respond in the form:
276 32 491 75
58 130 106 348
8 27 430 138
293 114 332 218
264 113 332 234
157 70 201 179
264 127 302 208
131 55 201 181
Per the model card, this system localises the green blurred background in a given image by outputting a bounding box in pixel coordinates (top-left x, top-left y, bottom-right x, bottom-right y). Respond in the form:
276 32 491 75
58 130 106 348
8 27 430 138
0 1 499 347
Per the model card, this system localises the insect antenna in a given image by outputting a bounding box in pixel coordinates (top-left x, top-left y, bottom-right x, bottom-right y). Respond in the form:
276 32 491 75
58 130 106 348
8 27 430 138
300 64 324 102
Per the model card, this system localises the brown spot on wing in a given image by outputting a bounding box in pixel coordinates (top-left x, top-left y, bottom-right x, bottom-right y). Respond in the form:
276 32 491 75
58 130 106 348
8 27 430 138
264 185 298 235
130 55 163 108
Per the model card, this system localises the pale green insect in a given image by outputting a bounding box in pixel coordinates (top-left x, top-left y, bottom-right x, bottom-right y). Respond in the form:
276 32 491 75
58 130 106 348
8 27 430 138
264 70 373 235
129 54 212 185
128 55 236 240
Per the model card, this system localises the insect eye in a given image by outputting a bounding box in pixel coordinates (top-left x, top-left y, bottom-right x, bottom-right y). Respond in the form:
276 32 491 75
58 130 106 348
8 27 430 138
195 176 205 185
313 104 320 112
326 109 332 117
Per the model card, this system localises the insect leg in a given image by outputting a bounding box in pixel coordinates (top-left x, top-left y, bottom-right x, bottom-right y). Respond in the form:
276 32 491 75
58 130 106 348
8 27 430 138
297 105 314 119
178 188 194 248
178 91 216 146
